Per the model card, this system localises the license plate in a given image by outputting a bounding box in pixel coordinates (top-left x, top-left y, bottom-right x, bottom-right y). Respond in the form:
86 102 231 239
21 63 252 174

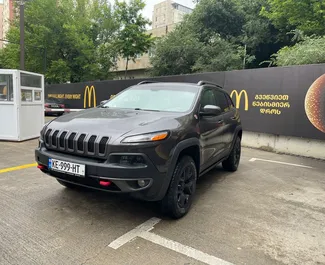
48 158 85 177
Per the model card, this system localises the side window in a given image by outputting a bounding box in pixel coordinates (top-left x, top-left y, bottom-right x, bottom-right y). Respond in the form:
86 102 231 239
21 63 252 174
200 88 217 109
213 90 229 113
224 92 235 108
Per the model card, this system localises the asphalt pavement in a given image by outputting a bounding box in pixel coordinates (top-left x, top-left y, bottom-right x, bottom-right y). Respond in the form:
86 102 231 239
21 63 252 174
0 136 324 265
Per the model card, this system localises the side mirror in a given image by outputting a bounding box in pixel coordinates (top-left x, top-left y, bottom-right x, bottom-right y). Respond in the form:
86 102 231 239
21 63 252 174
200 105 222 116
98 100 109 107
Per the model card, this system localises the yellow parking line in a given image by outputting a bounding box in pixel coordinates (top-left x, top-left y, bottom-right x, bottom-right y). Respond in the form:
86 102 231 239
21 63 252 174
0 163 38 174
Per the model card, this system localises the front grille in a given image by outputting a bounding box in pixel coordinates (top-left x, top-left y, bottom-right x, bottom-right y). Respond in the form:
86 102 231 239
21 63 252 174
99 137 109 154
88 135 97 153
68 133 76 150
59 132 67 148
52 131 59 147
44 130 110 158
77 134 86 152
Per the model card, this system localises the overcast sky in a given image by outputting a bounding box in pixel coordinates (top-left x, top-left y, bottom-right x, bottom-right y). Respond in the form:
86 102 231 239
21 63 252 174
108 0 196 22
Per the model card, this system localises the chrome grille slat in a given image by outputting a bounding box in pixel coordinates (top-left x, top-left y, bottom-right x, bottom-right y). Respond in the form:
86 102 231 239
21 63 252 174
44 129 109 158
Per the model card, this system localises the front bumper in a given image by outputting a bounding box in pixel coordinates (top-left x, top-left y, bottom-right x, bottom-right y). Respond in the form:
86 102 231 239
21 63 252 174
35 147 169 201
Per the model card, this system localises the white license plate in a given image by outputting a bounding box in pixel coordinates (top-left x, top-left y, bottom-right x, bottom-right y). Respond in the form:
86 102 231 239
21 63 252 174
48 158 85 177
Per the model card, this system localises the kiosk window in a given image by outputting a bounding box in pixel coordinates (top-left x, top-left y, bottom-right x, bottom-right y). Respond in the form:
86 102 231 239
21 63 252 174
21 89 33 102
0 74 14 102
20 73 42 88
34 91 42 101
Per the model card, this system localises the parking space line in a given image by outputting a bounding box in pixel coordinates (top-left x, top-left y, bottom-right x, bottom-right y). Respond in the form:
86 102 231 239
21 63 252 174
140 231 234 265
108 217 234 265
108 217 161 249
0 163 37 174
249 158 313 169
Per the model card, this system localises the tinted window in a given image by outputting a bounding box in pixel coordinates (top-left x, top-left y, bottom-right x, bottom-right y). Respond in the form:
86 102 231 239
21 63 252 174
213 90 229 113
20 73 42 88
224 93 234 108
200 88 216 109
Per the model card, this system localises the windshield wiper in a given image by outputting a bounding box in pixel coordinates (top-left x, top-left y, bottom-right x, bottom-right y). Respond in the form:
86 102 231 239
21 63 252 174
134 108 160 112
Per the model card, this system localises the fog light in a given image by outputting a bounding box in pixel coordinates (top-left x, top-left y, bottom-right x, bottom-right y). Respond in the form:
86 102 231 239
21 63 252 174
137 180 146 187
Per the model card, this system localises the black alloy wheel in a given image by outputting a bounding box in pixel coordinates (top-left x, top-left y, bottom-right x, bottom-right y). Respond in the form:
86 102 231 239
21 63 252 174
161 156 197 219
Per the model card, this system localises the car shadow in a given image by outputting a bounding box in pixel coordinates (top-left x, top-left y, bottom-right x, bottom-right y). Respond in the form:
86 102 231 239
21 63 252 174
43 165 232 223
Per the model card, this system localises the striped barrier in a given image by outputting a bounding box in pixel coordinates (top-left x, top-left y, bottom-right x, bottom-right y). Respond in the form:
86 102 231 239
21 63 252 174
44 108 84 112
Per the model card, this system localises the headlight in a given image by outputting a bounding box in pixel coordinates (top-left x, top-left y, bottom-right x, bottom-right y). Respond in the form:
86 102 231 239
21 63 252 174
121 131 169 143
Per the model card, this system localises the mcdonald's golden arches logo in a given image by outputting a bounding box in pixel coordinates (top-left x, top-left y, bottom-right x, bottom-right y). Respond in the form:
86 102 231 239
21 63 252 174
230 90 249 111
84 85 97 108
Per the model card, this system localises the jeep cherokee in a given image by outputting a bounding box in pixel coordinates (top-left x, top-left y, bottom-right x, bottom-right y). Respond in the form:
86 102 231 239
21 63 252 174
35 80 242 219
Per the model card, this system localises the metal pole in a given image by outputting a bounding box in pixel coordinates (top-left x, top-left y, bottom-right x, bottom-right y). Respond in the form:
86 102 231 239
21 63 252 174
243 44 246 70
20 1 25 70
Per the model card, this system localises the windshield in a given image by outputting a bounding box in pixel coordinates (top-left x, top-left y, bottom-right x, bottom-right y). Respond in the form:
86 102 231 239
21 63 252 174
103 85 199 112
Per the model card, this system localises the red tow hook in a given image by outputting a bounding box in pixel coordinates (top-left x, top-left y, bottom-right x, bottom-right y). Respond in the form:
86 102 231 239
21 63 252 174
37 164 46 170
99 180 111 187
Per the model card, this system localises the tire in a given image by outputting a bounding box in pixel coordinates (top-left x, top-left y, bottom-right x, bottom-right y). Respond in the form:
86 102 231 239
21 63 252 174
222 136 241 172
56 179 81 189
161 156 197 219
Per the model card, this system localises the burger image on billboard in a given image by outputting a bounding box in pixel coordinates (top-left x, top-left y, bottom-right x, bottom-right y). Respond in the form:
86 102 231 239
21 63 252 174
305 74 325 133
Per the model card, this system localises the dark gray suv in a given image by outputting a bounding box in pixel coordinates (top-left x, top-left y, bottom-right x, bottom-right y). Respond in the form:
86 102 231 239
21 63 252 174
35 81 242 219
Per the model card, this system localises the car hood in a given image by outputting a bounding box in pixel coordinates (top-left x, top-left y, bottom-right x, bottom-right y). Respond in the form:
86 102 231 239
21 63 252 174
46 108 185 141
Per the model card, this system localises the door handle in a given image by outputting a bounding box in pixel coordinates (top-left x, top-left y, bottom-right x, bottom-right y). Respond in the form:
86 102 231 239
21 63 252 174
231 116 236 120
217 120 223 124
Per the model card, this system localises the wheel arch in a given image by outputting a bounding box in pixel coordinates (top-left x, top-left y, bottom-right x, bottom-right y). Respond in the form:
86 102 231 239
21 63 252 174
168 138 201 178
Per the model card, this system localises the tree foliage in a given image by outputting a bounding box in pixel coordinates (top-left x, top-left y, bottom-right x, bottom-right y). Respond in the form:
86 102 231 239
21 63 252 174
150 28 204 76
113 0 154 78
152 0 325 75
0 0 151 83
0 0 324 82
274 36 325 66
261 0 325 36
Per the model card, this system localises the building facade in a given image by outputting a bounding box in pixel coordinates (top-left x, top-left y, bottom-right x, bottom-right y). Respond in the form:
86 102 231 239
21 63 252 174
0 1 4 48
2 0 15 44
112 0 193 80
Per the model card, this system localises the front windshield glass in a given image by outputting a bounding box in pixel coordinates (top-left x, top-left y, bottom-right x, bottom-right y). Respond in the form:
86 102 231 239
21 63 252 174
103 85 199 112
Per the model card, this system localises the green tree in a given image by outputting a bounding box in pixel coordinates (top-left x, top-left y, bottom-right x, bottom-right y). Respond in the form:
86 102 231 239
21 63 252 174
274 36 325 66
192 35 246 72
261 0 325 36
0 0 117 84
187 0 245 42
150 28 204 76
234 0 286 68
113 0 154 79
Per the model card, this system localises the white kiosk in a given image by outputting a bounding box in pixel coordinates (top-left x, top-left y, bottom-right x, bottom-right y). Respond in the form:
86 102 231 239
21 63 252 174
0 69 44 141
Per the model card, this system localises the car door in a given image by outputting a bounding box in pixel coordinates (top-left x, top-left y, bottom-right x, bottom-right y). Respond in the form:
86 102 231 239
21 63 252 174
213 89 238 154
198 87 226 171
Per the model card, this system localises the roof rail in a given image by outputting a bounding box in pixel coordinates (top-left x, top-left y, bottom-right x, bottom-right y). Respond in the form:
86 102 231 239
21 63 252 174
197 80 222 89
137 81 158 85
